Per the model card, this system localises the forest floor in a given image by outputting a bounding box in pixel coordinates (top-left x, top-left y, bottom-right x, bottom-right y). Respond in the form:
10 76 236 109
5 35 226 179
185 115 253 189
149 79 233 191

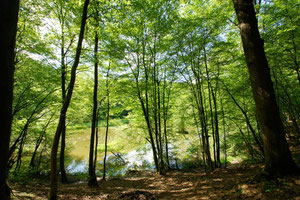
9 163 300 200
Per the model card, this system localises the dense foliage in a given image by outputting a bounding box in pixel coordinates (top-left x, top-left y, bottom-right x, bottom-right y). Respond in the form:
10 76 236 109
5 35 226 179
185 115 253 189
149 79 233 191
9 0 299 179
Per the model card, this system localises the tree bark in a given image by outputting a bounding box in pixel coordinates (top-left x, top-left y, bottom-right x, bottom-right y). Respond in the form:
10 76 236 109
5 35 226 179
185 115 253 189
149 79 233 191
88 32 99 187
204 46 217 167
162 76 172 169
59 15 68 184
232 0 299 176
220 98 227 168
103 67 110 181
127 38 160 173
59 120 67 183
0 1 19 199
49 0 90 199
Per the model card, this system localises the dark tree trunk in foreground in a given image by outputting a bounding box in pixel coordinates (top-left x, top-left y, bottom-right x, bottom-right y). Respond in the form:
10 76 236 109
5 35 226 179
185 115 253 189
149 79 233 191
88 32 99 187
49 0 90 199
0 1 19 199
232 0 299 176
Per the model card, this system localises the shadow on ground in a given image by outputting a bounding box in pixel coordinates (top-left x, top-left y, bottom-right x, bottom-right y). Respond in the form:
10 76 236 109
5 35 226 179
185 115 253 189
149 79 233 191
10 164 300 200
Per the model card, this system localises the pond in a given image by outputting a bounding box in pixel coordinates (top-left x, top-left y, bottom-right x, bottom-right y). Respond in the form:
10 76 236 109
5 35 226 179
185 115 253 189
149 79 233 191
66 127 155 176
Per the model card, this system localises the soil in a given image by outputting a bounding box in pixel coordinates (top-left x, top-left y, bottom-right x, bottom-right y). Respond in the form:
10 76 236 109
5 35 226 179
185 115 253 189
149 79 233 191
9 164 300 200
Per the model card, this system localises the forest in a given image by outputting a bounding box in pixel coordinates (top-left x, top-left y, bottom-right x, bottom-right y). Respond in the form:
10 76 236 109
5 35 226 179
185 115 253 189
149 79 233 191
1 0 300 199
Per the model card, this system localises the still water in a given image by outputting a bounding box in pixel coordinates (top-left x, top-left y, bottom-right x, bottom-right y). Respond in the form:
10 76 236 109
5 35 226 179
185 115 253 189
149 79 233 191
66 127 154 175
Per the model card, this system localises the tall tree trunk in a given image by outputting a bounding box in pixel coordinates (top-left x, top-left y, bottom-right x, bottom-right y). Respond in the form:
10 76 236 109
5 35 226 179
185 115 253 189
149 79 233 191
204 46 217 167
157 81 164 173
103 67 110 181
220 98 227 168
133 70 159 172
162 77 171 169
192 99 206 168
59 4 68 184
0 1 19 199
49 0 90 199
188 64 212 169
59 120 67 183
199 80 213 170
213 66 221 167
152 33 165 174
88 32 99 187
232 0 299 176
130 39 160 172
94 109 99 170
94 100 104 171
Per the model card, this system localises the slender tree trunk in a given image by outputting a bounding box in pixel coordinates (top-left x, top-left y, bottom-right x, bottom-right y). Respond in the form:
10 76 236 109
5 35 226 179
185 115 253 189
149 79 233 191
134 75 159 172
12 90 53 171
213 66 221 167
94 110 99 170
223 83 264 157
0 1 19 199
162 79 171 169
127 35 160 173
60 120 67 183
220 98 227 168
49 0 90 199
37 139 46 171
88 32 99 187
207 78 216 167
153 75 161 173
59 6 68 184
59 70 67 182
234 121 255 159
30 136 43 169
233 0 299 176
152 33 165 174
94 101 103 171
142 102 160 172
188 68 211 169
212 89 220 167
30 115 52 169
204 46 217 167
157 81 164 173
142 36 160 173
199 82 213 169
103 67 110 181
192 99 205 168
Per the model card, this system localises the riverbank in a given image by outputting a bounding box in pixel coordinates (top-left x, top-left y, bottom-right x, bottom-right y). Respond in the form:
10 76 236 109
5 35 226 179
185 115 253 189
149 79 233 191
9 163 300 200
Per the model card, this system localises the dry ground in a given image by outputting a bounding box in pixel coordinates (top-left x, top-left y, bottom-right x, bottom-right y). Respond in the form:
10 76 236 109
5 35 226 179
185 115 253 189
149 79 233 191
9 164 300 200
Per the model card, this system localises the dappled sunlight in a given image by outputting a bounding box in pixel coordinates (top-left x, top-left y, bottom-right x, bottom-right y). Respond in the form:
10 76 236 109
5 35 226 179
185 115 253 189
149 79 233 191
200 185 212 190
10 163 300 199
211 178 223 182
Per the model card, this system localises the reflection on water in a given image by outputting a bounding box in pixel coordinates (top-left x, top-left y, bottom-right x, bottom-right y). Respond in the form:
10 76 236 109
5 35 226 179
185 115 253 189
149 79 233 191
67 159 87 173
66 128 155 175
66 146 155 175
